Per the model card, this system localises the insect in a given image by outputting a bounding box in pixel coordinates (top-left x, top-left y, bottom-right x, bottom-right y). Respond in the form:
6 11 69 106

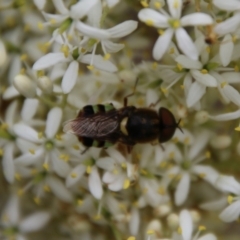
63 81 182 153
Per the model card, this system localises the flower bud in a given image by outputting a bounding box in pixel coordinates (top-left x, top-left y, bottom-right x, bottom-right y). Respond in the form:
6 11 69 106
167 213 179 230
0 40 7 66
14 74 36 98
118 70 136 82
195 111 209 124
210 135 231 149
37 76 53 94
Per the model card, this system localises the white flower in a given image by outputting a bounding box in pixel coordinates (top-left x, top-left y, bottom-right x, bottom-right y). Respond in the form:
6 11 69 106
1 195 50 240
0 39 7 66
138 0 213 60
215 175 240 222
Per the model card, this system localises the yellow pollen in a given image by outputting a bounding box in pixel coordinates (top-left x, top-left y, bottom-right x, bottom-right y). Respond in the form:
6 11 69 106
29 149 35 154
93 214 101 220
220 82 227 88
0 149 3 156
59 154 70 162
180 84 184 89
127 237 136 240
15 173 21 181
178 227 182 234
77 199 83 206
55 134 62 140
158 186 165 195
20 54 28 61
87 65 94 70
234 65 239 72
177 63 183 71
145 19 154 26
173 20 180 28
154 2 161 9
141 0 149 7
73 144 80 150
123 179 130 189
152 62 158 69
50 19 56 25
121 163 127 169
43 185 50 192
43 163 49 170
17 189 24 196
104 53 111 60
38 132 43 139
206 46 211 53
205 151 211 158
34 197 41 205
201 69 208 74
227 195 234 204
61 45 69 58
38 22 44 30
199 225 206 231
71 172 77 178
199 173 206 178
161 87 168 94
169 47 175 54
235 125 240 131
86 165 92 174
157 29 165 35
147 229 154 235
1 123 9 130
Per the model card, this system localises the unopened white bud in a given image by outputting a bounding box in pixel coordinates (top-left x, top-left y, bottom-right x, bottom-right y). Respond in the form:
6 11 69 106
146 219 162 234
167 213 179 230
210 135 231 149
155 204 171 217
37 76 53 94
0 40 7 66
190 210 201 224
14 74 36 98
195 111 209 124
118 70 136 83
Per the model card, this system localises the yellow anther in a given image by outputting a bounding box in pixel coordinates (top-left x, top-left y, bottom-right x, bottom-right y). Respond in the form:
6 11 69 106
123 179 130 189
234 65 239 72
34 197 41 205
87 65 94 70
121 163 127 169
29 149 35 154
199 173 206 178
94 214 101 220
205 151 211 158
201 69 208 74
24 24 30 32
154 2 161 9
169 47 175 54
160 161 167 168
141 169 147 175
61 45 69 58
71 172 77 178
152 62 158 69
55 134 62 140
158 186 166 195
77 199 83 206
38 22 44 30
43 163 49 170
161 87 168 94
50 19 56 25
67 34 73 41
15 173 21 181
104 53 111 60
38 132 43 139
173 20 180 28
127 237 136 240
0 149 3 156
147 229 154 235
157 29 165 35
206 46 210 53
178 227 182 234
43 185 50 192
177 63 183 71
180 84 184 89
199 225 206 231
86 165 92 174
145 19 154 26
59 154 70 162
227 195 234 204
17 189 24 196
141 0 149 7
235 125 240 131
73 144 80 150
220 82 227 88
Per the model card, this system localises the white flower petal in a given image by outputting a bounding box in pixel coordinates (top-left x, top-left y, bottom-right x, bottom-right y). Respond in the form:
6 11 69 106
107 148 126 163
102 171 116 183
108 175 125 191
167 0 182 19
102 40 124 53
198 233 217 240
13 124 41 143
2 144 15 183
215 13 240 36
96 157 115 171
61 60 79 94
107 20 138 38
215 175 240 194
5 100 18 127
209 109 240 121
45 107 62 138
219 34 234 66
70 0 98 19
213 0 240 11
51 152 71 178
66 164 86 187
33 53 67 70
0 39 7 66
80 54 118 72
219 200 240 222
175 55 202 69
75 21 111 39
47 176 73 202
221 72 240 84
153 28 174 60
200 197 227 211
89 167 103 199
21 99 39 122
175 28 198 60
181 13 213 26
42 12 67 23
19 212 50 233
14 75 36 98
191 70 217 87
138 8 169 28
222 84 240 106
129 208 140 235
175 172 190 206
186 81 206 107
33 0 46 10
179 210 193 240
52 0 69 15
4 195 20 225
2 86 20 100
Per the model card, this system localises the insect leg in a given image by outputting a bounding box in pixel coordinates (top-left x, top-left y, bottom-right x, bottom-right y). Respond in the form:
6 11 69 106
123 78 139 107
81 147 89 155
148 98 161 108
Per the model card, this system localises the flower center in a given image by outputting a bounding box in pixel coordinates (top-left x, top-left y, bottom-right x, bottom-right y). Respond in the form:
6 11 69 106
181 160 191 170
45 141 54 150
168 19 180 29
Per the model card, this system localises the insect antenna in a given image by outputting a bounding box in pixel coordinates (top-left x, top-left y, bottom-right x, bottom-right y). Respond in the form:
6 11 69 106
81 147 89 155
176 119 183 133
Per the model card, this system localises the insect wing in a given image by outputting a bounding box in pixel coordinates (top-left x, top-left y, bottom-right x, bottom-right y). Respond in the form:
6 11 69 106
63 111 119 138
159 107 177 143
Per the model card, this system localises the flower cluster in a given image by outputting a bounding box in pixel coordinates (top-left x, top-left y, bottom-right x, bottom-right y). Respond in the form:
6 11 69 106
1 0 240 239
